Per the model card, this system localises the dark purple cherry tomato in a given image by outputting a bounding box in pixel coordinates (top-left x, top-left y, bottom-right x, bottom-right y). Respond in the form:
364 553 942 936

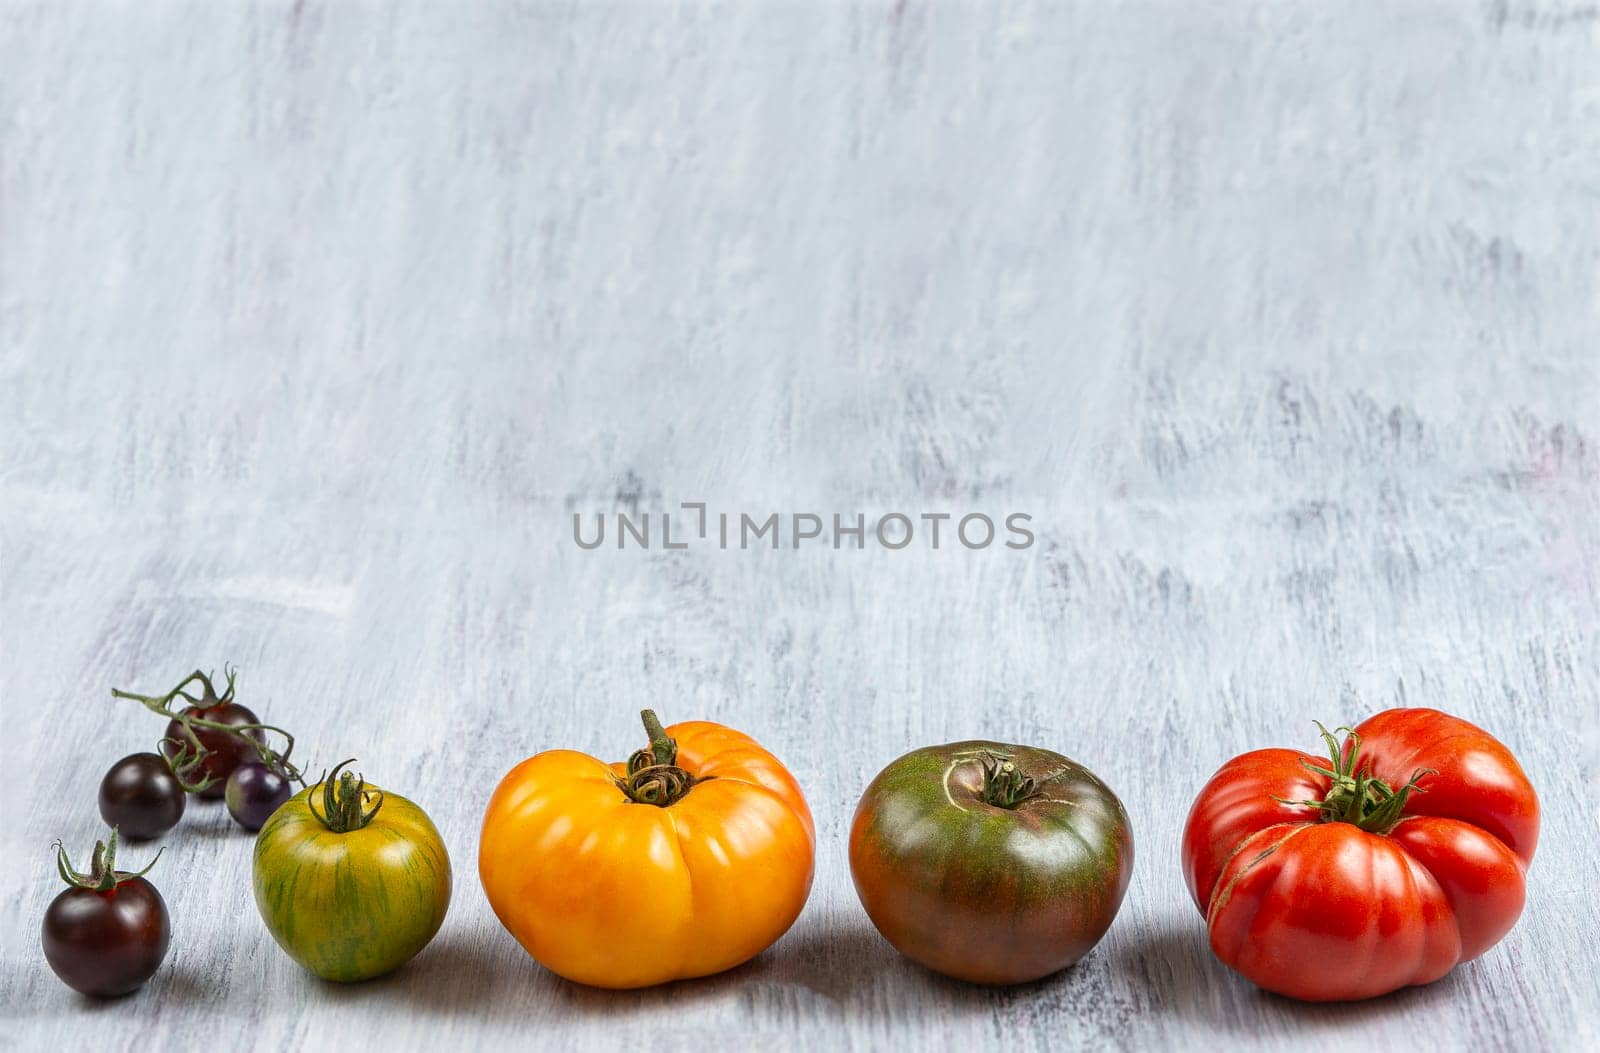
98 753 185 840
162 701 263 799
226 762 292 831
42 831 170 997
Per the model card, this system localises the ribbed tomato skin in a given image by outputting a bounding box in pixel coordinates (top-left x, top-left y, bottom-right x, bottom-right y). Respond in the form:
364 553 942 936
1181 708 1538 1001
478 720 815 989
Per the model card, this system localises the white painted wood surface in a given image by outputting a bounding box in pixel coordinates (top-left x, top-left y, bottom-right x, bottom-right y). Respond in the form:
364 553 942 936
3 2 1598 1050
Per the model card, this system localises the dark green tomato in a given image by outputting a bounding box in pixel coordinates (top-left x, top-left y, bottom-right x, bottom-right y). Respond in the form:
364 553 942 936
849 741 1134 985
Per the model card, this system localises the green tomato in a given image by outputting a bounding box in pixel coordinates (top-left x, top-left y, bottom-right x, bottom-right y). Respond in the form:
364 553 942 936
849 741 1133 984
253 765 451 982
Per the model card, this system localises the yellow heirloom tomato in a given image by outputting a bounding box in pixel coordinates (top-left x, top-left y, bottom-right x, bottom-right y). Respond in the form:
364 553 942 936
478 711 815 988
254 762 452 982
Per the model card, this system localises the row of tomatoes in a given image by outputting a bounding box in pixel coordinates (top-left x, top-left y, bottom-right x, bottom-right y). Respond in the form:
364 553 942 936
45 679 1540 1005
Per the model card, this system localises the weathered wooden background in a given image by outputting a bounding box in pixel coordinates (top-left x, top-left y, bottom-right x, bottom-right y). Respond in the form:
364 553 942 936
3 2 1597 1050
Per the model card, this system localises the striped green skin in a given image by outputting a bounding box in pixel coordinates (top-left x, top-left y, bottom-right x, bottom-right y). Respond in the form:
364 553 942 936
849 741 1133 985
253 785 452 982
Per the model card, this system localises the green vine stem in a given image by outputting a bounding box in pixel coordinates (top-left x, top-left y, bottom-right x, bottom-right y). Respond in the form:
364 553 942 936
54 828 163 892
160 735 214 794
1275 721 1434 834
307 759 385 833
110 667 306 790
979 753 1041 809
618 710 702 807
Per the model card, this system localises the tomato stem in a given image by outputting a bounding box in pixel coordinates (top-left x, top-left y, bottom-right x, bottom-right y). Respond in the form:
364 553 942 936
111 666 307 790
308 759 385 833
54 827 163 892
979 753 1041 808
1275 721 1435 834
619 710 700 807
638 709 677 769
160 735 214 794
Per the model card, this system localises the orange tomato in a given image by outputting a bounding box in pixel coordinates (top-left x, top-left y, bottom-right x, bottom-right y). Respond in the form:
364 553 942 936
478 711 815 988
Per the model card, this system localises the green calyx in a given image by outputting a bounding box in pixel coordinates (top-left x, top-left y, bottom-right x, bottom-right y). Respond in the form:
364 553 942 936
979 753 1042 809
1278 721 1434 834
618 710 700 807
308 759 385 833
54 827 162 892
160 734 215 794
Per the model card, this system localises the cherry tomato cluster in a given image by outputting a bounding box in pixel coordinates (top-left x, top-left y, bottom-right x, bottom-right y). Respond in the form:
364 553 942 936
100 668 298 840
44 667 303 998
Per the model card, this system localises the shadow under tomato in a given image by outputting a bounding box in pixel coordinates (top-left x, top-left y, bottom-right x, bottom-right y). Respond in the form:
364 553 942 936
1246 969 1466 1032
368 931 546 1015
734 918 910 1006
374 915 1133 1024
550 956 768 1016
167 798 253 842
1105 915 1219 1023
728 915 1115 1022
16 956 225 1019
393 917 925 1020
1107 915 1469 1035
148 960 238 1009
377 927 792 1018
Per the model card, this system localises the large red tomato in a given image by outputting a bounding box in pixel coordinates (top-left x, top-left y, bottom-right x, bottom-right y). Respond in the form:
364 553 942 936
1181 708 1538 1001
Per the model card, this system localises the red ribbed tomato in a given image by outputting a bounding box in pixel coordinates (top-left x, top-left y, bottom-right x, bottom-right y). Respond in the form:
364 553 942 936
1181 708 1538 1001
